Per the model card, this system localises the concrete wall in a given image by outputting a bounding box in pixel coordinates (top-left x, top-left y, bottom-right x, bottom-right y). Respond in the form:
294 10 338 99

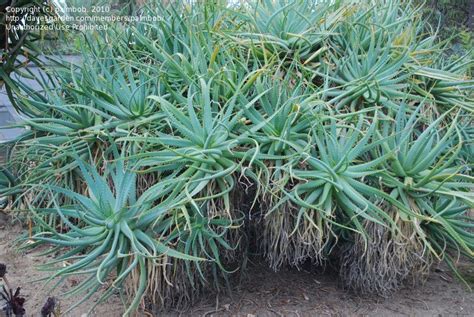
0 90 23 141
0 55 81 142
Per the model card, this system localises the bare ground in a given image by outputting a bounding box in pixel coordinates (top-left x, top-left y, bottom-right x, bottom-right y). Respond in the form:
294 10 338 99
1 215 473 317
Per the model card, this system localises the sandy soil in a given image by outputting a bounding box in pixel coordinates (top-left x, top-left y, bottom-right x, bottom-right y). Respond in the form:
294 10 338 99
187 264 474 317
1 214 473 317
0 217 122 317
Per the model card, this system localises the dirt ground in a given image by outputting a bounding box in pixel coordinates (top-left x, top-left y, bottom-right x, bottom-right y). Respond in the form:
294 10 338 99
1 216 473 317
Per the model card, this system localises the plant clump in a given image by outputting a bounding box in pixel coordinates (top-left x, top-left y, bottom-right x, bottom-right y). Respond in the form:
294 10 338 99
0 0 472 315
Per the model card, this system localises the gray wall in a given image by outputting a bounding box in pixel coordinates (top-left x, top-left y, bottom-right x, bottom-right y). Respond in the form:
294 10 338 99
0 91 23 141
0 55 81 142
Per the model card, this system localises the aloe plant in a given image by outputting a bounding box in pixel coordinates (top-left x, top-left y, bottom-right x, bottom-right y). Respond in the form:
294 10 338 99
233 0 344 61
376 105 474 252
30 148 209 315
0 0 472 315
411 53 474 112
0 0 55 95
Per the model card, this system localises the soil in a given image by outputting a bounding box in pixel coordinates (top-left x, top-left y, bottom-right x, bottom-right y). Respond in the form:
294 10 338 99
0 218 122 317
1 215 473 317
